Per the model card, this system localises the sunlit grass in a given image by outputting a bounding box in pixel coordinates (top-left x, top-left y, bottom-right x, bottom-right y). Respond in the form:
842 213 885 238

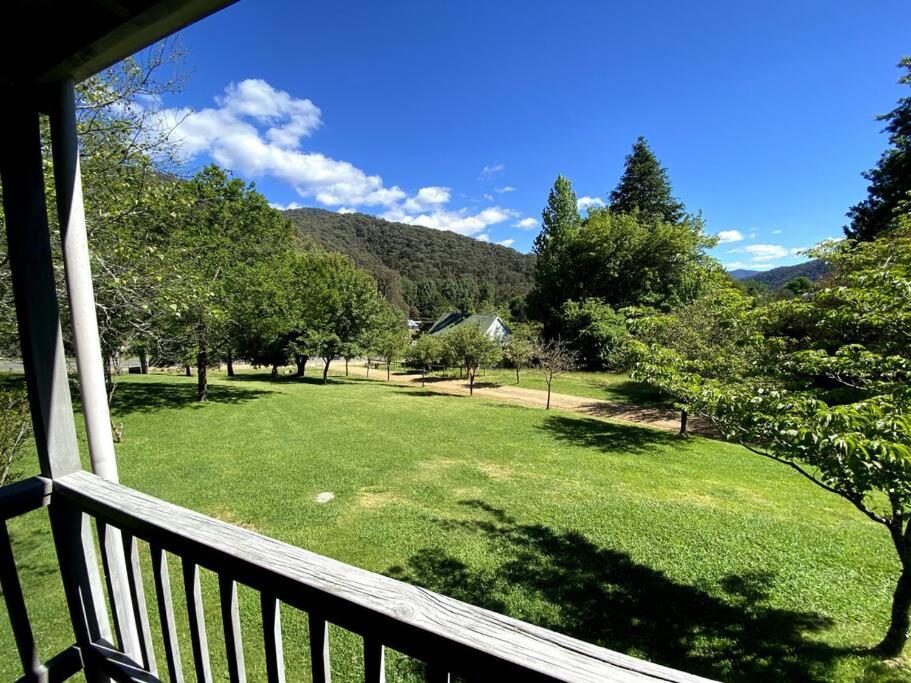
0 371 904 681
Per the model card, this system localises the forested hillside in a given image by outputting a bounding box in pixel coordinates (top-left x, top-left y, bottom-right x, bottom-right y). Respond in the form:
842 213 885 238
284 208 535 317
742 260 829 289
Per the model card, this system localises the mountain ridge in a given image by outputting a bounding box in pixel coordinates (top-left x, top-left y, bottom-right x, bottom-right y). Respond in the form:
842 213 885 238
283 207 536 316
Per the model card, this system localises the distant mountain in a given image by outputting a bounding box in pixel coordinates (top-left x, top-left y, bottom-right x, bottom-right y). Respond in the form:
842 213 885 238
284 208 536 316
739 260 830 290
729 268 760 280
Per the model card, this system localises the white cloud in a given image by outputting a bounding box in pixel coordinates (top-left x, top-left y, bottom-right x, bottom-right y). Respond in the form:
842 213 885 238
381 206 518 237
159 79 407 208
158 79 525 238
495 186 516 194
497 238 515 247
724 261 777 272
577 196 605 211
715 230 744 244
772 229 782 235
402 186 451 212
479 163 504 179
482 193 494 201
514 217 538 230
269 201 303 210
742 244 790 261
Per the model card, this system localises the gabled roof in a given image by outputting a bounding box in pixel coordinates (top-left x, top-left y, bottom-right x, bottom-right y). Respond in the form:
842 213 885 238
427 312 469 335
428 312 511 337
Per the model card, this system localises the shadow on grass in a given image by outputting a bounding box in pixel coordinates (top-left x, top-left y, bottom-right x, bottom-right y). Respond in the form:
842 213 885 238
602 379 667 406
387 500 844 681
540 414 679 453
109 380 272 414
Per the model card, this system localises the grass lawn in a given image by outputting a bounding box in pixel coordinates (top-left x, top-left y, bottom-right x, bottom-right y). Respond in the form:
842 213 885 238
0 371 905 682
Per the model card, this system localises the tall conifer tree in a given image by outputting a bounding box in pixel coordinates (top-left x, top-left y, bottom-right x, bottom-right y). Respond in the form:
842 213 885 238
609 136 685 223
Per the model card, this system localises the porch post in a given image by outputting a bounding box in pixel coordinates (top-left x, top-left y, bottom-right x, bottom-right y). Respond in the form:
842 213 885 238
46 78 143 662
47 78 119 482
0 86 112 680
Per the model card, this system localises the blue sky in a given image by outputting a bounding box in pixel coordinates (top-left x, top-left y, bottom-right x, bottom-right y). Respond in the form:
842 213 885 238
157 0 909 269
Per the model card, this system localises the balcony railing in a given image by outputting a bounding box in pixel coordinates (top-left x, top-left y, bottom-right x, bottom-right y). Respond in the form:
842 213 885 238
0 471 711 682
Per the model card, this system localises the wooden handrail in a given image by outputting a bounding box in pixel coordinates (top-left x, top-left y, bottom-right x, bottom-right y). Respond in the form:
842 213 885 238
54 470 712 683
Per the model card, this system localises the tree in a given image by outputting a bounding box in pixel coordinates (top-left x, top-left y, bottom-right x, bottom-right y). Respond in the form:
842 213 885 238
782 276 813 297
528 176 581 333
165 166 293 400
440 324 502 395
371 307 411 381
0 384 31 486
845 58 911 241
609 136 685 223
627 271 758 434
534 338 577 409
564 209 715 313
405 334 442 386
560 298 629 370
632 228 911 655
502 323 538 383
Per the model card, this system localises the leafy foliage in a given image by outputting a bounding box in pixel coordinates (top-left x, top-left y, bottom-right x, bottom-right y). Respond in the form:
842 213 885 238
629 227 911 654
528 176 581 333
438 323 503 395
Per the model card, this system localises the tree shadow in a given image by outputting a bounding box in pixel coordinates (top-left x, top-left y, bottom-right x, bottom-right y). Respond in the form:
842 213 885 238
386 500 845 681
539 414 680 454
109 381 272 415
601 379 667 407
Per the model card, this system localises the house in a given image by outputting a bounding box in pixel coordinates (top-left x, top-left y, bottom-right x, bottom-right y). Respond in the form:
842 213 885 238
427 312 512 340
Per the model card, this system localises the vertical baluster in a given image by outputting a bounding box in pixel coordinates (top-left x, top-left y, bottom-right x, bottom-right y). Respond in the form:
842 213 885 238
122 532 157 675
97 520 140 658
150 546 183 683
308 613 331 683
220 575 246 683
364 637 385 683
261 593 286 683
182 558 213 683
0 521 45 680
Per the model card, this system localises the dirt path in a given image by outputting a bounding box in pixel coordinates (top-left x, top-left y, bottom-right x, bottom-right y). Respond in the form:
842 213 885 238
331 361 715 436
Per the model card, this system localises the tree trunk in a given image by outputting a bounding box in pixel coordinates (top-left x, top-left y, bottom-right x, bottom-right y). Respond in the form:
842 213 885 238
546 384 552 410
345 358 350 376
468 368 475 396
102 352 114 396
295 354 307 377
196 348 208 402
386 361 391 381
878 558 911 657
271 363 278 378
323 358 331 384
680 408 688 437
139 348 149 375
366 358 370 377
516 366 520 383
184 364 191 377
226 350 234 377
421 369 426 387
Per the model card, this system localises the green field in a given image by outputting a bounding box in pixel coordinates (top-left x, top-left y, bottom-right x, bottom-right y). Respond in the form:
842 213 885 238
0 371 904 681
